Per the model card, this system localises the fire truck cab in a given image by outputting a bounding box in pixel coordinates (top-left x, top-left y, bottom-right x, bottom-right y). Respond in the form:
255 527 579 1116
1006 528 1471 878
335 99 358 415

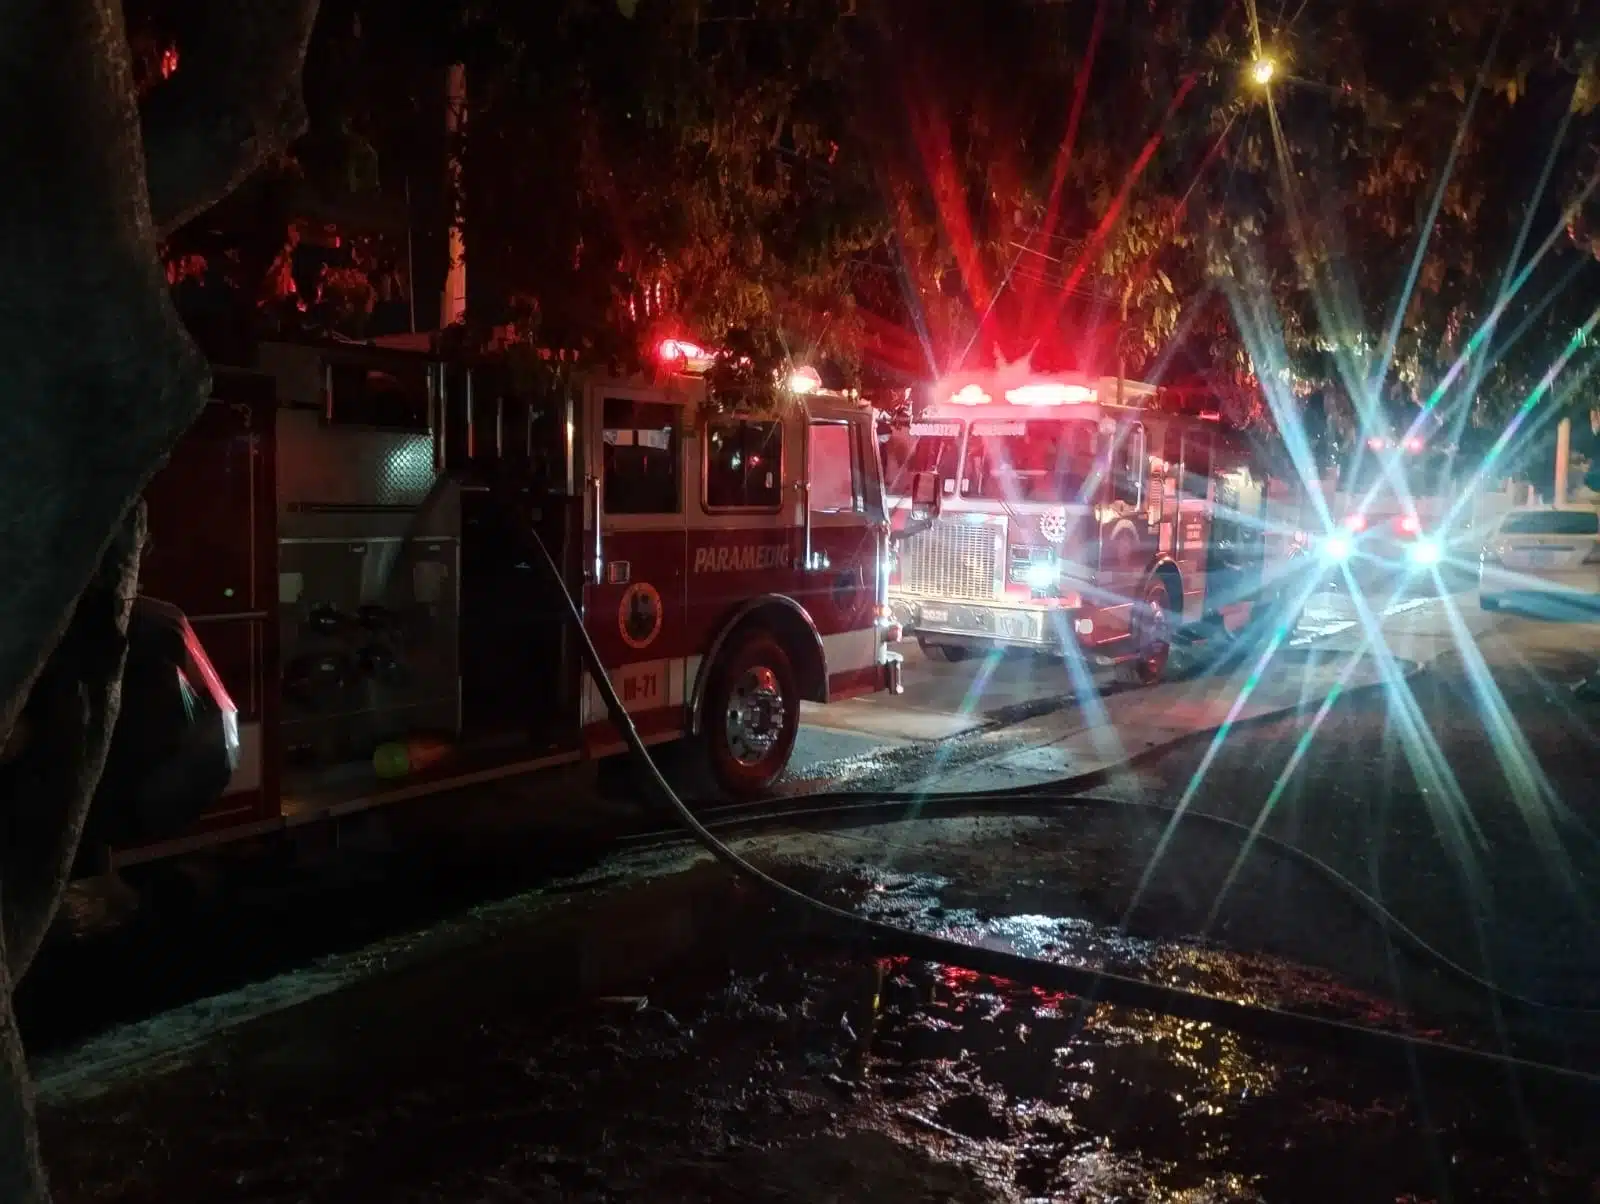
106 335 901 869
882 371 1307 683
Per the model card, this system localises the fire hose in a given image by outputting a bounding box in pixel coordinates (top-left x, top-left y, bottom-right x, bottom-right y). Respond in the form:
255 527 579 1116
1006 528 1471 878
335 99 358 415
526 528 1600 1095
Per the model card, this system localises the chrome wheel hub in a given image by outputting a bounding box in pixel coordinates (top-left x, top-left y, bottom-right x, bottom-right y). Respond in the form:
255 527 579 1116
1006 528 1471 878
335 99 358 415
1136 596 1171 661
725 665 785 766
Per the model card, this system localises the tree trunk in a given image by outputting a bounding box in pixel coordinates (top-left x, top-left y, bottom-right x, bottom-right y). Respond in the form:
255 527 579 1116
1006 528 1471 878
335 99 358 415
0 504 147 1203
0 0 213 754
0 0 319 1197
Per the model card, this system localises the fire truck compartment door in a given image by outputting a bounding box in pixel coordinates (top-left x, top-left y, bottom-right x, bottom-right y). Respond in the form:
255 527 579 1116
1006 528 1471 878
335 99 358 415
803 416 883 698
581 390 689 739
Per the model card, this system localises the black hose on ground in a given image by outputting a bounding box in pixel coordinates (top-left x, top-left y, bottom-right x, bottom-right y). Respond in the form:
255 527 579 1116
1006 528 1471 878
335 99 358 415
624 788 1600 1016
527 530 1600 1094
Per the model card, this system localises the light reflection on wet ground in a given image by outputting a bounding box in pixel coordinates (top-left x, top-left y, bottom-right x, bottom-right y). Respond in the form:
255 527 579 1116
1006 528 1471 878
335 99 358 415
41 858 1598 1203
808 865 1593 1202
849 952 1586 1202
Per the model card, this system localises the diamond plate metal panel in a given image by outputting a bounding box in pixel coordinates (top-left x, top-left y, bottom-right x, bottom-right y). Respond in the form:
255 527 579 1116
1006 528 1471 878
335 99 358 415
275 410 459 541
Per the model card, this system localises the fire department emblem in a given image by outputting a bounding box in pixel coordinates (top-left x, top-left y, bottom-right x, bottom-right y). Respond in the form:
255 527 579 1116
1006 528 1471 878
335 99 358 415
619 582 663 650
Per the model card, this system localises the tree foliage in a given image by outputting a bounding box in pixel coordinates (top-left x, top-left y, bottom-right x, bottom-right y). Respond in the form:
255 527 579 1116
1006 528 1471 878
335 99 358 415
398 0 1598 435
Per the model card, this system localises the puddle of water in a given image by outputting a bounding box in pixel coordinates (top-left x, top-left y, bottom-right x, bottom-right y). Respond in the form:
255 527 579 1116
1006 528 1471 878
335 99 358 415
39 854 1597 1204
846 950 1590 1202
789 867 1595 1201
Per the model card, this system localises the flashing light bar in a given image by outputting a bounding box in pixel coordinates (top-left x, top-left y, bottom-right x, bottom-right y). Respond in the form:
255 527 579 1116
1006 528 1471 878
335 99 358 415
947 384 993 405
1005 382 1097 406
787 365 822 394
944 380 1102 407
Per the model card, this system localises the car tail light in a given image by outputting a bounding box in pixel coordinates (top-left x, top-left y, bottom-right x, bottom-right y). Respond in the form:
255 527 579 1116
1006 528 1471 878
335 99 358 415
1396 514 1421 536
1341 513 1367 533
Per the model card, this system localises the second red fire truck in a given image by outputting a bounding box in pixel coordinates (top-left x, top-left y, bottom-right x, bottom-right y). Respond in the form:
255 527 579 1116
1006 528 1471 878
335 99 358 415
90 334 905 870
880 370 1310 681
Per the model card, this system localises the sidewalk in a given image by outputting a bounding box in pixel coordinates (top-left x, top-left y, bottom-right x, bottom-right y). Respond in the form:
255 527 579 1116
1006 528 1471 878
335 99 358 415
895 639 1419 793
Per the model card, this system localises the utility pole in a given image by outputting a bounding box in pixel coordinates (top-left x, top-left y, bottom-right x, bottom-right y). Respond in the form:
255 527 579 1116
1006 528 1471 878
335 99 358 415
440 63 467 330
1555 415 1572 505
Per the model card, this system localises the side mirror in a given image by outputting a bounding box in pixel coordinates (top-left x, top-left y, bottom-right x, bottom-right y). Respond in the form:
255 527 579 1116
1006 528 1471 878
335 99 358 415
892 471 943 547
909 470 942 515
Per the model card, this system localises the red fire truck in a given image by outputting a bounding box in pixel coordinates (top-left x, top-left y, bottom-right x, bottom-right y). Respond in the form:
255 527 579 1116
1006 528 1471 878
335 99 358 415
881 370 1308 682
99 335 903 870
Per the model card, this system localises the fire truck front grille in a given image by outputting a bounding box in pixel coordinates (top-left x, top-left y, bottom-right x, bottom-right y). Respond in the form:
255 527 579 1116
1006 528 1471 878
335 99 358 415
898 518 1000 600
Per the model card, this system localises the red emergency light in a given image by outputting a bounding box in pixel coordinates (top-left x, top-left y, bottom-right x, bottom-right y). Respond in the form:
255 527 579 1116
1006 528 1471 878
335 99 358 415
657 338 716 372
787 365 822 394
658 337 706 361
1005 383 1097 406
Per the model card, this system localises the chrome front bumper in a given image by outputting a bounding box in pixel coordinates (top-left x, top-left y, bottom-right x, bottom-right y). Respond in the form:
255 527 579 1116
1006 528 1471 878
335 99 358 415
889 595 1091 650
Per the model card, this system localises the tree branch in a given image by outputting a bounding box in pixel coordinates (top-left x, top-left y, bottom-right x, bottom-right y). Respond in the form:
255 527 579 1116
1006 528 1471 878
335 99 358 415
0 502 146 983
141 0 322 240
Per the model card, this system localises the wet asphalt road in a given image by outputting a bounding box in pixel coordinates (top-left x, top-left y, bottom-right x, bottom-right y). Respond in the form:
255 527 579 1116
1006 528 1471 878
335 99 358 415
39 842 1600 1203
25 576 1600 1202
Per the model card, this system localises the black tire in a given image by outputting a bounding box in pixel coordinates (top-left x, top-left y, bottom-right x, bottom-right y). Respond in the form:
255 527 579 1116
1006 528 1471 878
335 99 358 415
1248 586 1301 639
1116 576 1175 686
702 630 801 798
918 639 971 663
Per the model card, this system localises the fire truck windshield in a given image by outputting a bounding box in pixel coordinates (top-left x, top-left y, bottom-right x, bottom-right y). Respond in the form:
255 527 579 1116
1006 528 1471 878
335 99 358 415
964 418 1098 504
881 421 961 496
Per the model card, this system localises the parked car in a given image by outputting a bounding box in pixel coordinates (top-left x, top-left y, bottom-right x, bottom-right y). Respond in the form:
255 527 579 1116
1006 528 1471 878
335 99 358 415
1479 505 1600 613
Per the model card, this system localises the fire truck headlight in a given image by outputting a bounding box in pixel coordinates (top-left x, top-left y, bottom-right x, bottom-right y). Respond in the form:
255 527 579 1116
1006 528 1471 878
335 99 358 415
1023 562 1059 591
1408 537 1442 567
1323 532 1354 562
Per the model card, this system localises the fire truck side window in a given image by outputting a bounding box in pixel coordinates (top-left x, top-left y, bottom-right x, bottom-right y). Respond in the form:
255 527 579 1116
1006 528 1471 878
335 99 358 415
1181 430 1212 499
602 398 681 514
1111 422 1146 507
704 418 783 511
808 421 863 514
326 361 430 431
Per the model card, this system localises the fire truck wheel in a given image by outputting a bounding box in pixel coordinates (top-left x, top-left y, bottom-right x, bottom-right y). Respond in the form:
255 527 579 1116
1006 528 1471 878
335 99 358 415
1117 577 1174 686
704 631 801 797
918 639 971 663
